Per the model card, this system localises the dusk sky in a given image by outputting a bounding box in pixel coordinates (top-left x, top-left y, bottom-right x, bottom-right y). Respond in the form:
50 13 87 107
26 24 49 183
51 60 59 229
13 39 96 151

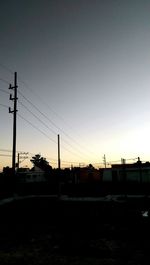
1 0 150 170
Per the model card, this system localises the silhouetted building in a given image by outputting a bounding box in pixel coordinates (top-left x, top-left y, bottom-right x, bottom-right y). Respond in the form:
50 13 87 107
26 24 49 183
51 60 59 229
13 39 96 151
72 165 100 184
16 166 46 184
101 162 150 183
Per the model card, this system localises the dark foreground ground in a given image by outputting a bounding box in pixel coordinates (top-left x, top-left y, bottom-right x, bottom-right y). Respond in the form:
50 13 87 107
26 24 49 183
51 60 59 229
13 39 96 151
0 196 150 265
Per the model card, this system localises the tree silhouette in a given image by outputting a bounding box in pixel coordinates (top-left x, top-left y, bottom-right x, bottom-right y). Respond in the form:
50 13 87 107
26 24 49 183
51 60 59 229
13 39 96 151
30 154 52 173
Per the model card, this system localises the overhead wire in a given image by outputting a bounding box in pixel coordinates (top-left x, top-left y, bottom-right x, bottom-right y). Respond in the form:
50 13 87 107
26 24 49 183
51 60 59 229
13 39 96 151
0 78 10 85
0 67 100 160
0 148 29 154
18 90 69 135
0 88 9 109
18 113 86 161
0 104 132 167
0 70 92 166
0 63 14 75
0 149 12 152
18 83 100 159
18 113 57 144
0 64 100 161
0 103 8 108
18 100 90 160
18 76 75 128
0 154 11 157
18 100 57 135
18 91 96 161
0 149 85 168
0 88 9 95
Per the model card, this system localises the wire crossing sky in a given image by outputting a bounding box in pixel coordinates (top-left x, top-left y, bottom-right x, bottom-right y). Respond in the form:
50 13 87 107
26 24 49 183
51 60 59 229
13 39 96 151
1 0 150 170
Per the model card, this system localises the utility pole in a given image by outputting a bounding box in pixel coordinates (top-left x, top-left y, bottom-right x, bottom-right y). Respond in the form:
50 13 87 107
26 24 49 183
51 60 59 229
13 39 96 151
17 152 28 170
9 72 18 176
17 153 20 170
103 154 106 168
137 157 142 184
58 134 61 169
57 134 61 197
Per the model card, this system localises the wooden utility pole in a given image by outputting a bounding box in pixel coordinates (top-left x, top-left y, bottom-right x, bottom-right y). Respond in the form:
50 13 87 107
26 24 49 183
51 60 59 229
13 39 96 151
9 72 18 175
17 153 20 170
103 154 106 168
58 134 61 169
57 134 61 197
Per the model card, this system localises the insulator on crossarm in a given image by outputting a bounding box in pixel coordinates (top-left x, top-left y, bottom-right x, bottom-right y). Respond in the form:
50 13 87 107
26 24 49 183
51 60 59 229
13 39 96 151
9 94 14 100
9 107 13 113
9 84 13 90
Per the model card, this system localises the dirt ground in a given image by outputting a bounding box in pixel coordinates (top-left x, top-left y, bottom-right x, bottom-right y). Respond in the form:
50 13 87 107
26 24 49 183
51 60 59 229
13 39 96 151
0 197 150 265
0 222 150 265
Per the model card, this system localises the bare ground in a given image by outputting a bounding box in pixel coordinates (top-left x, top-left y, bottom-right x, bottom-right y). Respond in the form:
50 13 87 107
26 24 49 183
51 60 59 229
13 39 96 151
0 197 150 265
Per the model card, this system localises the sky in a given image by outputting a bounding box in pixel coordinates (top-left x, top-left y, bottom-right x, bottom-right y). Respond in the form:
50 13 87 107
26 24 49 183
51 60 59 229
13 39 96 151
1 0 150 170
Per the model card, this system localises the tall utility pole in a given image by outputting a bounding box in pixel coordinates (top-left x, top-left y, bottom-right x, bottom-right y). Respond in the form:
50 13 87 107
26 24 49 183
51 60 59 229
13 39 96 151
57 134 61 198
58 134 61 169
9 72 18 175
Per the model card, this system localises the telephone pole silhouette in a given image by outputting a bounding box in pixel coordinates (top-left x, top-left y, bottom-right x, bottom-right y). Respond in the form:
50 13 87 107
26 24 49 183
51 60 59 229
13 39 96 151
58 134 61 170
57 134 61 197
17 152 28 170
103 154 106 168
9 72 18 175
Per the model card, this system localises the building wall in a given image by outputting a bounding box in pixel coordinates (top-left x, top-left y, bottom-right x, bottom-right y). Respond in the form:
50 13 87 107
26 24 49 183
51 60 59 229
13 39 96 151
25 172 46 183
73 167 100 183
16 166 46 183
102 164 150 183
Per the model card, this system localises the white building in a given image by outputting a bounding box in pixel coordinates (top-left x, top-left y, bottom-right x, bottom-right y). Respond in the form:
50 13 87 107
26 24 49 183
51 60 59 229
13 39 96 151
17 166 47 183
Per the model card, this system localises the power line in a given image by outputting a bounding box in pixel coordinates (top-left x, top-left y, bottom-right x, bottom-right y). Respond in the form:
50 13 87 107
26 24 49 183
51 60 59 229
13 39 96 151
18 77 95 154
18 77 71 126
106 157 139 165
26 153 86 166
0 63 14 75
18 113 57 144
18 91 98 160
0 103 8 108
0 148 29 154
1 66 99 159
19 100 93 160
0 149 82 165
60 143 87 161
0 78 10 85
0 67 100 160
18 80 88 141
0 70 99 165
18 100 57 136
17 74 100 159
19 101 87 159
0 154 11 157
0 149 12 152
18 101 87 160
18 90 62 133
0 88 10 94
0 147 139 166
0 148 100 168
